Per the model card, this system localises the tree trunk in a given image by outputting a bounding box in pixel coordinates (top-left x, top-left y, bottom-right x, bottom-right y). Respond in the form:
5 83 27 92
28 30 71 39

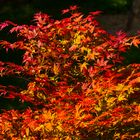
126 0 140 31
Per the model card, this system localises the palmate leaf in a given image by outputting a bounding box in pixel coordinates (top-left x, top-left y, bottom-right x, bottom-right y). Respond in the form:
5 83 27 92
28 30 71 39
79 62 88 72
0 20 17 30
132 37 140 47
118 94 127 102
53 63 61 75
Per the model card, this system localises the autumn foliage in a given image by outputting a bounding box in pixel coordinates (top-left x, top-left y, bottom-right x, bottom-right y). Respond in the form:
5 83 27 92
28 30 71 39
1 6 140 139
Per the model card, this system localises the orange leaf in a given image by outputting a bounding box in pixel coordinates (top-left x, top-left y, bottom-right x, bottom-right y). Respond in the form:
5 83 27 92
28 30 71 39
132 38 140 47
79 62 88 72
53 63 60 75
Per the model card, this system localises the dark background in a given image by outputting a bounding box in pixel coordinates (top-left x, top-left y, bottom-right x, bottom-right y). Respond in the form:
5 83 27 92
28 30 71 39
0 0 130 24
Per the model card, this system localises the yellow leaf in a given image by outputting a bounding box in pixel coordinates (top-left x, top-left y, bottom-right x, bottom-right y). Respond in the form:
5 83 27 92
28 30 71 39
80 46 88 53
106 97 116 107
57 123 63 131
26 127 29 136
118 94 126 101
79 62 88 72
35 125 44 131
85 51 99 61
61 40 68 45
95 105 101 112
116 84 124 91
74 34 85 45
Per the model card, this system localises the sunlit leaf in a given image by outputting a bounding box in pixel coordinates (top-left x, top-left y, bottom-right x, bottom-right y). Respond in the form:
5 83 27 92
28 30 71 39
79 62 88 72
118 94 127 101
53 63 60 75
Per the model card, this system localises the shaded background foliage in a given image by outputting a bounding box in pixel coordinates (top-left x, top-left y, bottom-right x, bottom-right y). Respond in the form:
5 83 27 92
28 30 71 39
0 0 130 24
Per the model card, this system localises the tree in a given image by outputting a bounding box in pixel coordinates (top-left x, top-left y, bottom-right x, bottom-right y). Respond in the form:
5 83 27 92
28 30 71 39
126 0 140 31
1 6 140 139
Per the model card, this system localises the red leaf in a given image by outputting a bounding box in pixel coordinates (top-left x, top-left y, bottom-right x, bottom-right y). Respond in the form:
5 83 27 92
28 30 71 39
69 45 78 51
0 20 17 30
89 11 102 16
62 9 70 14
70 5 78 11
10 25 24 33
88 66 97 78
96 58 108 67
0 22 9 30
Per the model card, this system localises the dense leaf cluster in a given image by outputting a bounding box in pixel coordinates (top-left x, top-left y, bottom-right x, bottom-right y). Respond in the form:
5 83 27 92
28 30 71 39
0 6 140 139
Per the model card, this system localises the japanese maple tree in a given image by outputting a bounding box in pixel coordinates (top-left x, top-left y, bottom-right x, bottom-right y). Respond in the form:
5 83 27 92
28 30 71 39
0 5 140 139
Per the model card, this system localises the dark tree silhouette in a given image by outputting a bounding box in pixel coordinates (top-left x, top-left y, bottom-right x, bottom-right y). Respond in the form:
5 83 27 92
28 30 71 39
126 0 140 31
